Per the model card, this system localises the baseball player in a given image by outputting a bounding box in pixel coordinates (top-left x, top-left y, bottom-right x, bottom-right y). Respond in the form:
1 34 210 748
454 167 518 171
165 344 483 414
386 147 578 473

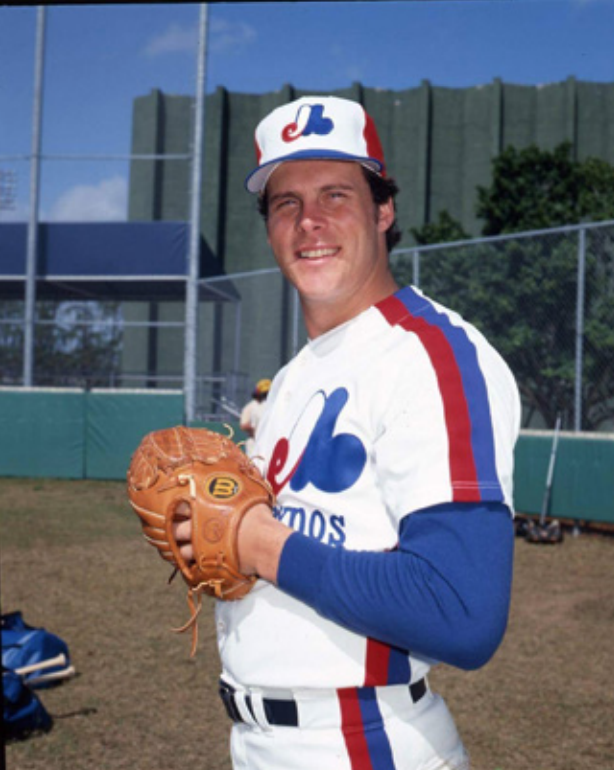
239 378 271 457
177 96 520 769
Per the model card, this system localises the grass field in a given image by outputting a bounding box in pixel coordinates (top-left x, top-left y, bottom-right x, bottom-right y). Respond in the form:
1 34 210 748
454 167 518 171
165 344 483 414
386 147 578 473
2 477 613 770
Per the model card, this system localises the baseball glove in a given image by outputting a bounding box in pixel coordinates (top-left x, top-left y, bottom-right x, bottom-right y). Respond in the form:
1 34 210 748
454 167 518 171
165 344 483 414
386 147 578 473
127 425 275 654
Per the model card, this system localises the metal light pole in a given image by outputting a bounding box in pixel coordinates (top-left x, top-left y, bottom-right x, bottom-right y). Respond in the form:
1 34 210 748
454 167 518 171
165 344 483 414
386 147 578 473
184 3 209 423
23 6 46 386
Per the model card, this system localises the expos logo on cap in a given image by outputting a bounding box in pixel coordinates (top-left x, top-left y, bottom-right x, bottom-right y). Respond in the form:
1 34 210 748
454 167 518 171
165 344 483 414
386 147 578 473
281 103 334 142
245 96 386 193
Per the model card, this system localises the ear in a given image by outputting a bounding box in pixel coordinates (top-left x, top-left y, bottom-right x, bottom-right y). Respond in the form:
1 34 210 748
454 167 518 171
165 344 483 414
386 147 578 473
377 198 395 232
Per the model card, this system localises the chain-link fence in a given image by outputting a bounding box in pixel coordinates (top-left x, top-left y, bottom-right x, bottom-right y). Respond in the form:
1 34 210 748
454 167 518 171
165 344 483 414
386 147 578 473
0 266 305 423
391 220 614 432
1 220 613 431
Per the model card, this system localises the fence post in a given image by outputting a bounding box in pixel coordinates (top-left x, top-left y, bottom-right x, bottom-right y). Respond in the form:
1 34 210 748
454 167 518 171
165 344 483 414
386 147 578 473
412 248 421 289
233 298 242 375
184 3 209 423
23 6 46 387
574 227 586 433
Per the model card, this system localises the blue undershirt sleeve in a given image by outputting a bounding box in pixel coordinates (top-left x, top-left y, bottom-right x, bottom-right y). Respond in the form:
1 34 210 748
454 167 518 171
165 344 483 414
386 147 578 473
276 501 514 670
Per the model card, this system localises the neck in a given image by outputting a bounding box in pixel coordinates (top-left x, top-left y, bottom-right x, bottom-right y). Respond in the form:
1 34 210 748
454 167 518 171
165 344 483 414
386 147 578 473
302 272 399 339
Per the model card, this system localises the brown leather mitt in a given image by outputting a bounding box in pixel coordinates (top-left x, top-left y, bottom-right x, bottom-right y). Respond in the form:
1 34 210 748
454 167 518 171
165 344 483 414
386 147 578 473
127 426 275 653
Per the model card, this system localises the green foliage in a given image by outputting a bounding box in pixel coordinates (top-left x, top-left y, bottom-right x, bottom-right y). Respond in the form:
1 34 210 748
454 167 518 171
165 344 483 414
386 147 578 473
410 210 471 246
578 157 614 222
476 142 614 235
0 300 123 387
392 211 470 290
399 142 614 430
418 236 580 428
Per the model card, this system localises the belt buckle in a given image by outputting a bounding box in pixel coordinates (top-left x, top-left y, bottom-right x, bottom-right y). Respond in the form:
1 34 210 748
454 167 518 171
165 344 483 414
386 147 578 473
218 679 242 723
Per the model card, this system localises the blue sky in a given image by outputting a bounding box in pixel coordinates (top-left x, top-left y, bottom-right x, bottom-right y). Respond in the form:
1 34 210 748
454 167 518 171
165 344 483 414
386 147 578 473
1 0 613 222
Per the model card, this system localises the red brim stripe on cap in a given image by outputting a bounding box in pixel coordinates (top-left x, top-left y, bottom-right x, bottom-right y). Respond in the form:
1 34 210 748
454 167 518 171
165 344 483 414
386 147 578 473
363 112 386 176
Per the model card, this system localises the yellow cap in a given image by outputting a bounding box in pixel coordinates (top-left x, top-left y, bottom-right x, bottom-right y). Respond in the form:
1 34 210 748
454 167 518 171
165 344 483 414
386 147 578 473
255 378 271 395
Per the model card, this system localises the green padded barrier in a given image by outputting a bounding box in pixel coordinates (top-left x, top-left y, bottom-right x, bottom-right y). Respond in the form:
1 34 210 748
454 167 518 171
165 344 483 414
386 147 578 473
86 389 184 480
1 389 613 526
0 387 86 479
514 431 614 524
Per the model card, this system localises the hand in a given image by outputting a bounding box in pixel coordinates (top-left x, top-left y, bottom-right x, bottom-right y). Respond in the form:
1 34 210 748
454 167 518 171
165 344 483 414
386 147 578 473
173 501 194 563
173 501 293 584
236 504 293 583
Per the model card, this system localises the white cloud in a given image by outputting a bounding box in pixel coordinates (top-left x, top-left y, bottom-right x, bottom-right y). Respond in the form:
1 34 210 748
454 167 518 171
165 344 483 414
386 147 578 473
0 200 29 222
45 176 128 223
209 18 256 53
142 22 198 57
142 18 256 58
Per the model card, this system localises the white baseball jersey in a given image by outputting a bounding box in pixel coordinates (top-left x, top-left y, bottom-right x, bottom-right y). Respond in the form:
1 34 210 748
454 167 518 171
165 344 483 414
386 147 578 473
217 286 520 691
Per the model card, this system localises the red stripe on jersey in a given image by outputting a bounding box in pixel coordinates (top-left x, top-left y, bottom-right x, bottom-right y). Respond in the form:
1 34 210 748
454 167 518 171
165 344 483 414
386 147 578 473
338 689 374 770
377 295 479 501
364 637 391 686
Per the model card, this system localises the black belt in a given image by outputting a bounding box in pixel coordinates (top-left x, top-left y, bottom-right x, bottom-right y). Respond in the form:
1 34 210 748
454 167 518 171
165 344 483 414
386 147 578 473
219 678 427 727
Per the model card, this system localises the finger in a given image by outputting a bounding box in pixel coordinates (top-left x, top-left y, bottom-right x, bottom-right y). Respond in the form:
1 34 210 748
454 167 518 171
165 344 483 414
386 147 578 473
179 543 194 562
175 501 191 518
174 519 192 542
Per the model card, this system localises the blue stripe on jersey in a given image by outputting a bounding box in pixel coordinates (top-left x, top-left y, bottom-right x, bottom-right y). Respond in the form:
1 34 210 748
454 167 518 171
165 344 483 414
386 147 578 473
387 645 411 684
394 285 503 501
357 688 397 770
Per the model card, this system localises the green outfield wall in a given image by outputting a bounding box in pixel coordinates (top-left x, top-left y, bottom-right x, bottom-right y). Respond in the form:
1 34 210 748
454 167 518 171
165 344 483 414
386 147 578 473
129 80 614 269
0 388 185 481
0 390 612 525
85 389 185 479
0 388 87 479
513 430 614 524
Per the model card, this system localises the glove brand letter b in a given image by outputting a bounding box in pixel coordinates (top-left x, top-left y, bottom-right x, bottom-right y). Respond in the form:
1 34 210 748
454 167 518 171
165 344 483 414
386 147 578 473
207 476 240 500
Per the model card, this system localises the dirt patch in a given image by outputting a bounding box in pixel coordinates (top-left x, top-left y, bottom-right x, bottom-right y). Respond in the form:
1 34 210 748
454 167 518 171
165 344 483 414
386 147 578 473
2 478 612 770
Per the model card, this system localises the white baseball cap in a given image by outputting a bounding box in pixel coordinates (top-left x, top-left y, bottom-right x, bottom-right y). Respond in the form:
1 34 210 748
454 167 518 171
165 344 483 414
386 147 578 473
245 95 386 193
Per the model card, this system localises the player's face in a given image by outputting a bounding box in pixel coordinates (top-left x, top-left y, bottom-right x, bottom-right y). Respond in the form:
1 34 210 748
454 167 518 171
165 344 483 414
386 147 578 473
265 160 398 335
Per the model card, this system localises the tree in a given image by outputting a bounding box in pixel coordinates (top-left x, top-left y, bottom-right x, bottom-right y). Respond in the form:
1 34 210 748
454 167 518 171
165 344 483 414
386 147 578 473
474 143 614 429
410 210 470 246
476 141 614 235
0 300 123 388
393 142 614 430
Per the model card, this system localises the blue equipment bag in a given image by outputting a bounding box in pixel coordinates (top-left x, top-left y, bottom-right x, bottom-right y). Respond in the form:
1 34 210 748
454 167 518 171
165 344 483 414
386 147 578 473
2 668 53 738
1 611 71 689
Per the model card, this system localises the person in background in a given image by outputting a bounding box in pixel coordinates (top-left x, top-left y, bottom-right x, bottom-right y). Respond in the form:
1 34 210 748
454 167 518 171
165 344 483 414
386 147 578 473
239 378 271 456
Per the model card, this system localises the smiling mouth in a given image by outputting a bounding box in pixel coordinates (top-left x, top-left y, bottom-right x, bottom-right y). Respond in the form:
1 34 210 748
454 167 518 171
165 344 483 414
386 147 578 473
298 247 339 260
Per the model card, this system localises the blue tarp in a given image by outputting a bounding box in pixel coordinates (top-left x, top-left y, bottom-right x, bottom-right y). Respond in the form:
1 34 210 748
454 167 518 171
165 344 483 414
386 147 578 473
0 221 230 300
